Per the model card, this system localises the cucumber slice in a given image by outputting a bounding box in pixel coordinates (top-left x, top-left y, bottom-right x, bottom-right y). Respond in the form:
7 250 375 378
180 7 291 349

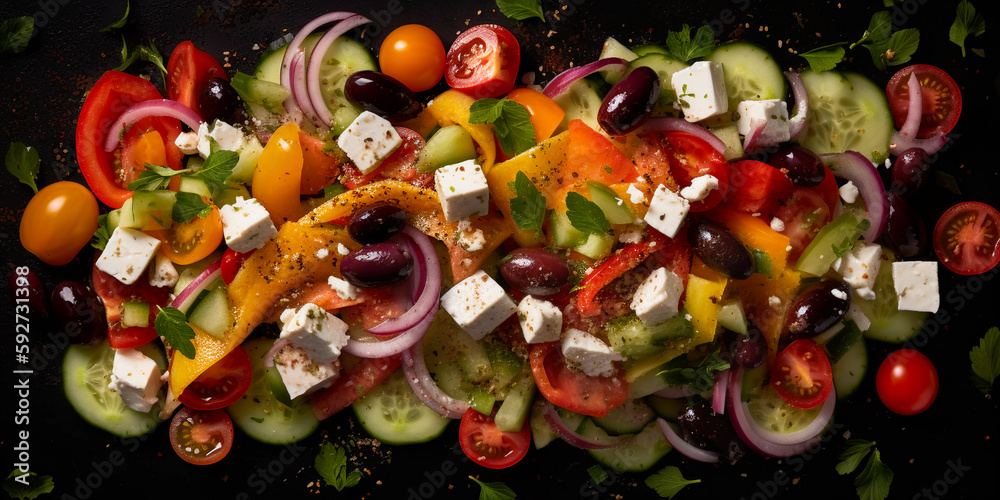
795 212 866 276
832 337 868 399
549 210 587 248
529 399 586 449
854 248 930 343
798 70 894 164
825 320 863 363
628 369 671 399
186 287 232 338
716 299 748 335
415 125 478 173
607 313 695 361
598 37 638 84
645 395 686 420
229 134 264 185
581 419 672 472
227 338 320 444
62 340 166 437
706 41 786 114
122 190 175 230
213 183 251 209
709 123 744 161
631 44 670 56
121 301 150 328
746 384 823 435
494 375 535 432
178 176 212 200
352 370 450 445
230 72 290 114
574 232 615 260
551 77 604 134
587 181 635 224
592 399 655 435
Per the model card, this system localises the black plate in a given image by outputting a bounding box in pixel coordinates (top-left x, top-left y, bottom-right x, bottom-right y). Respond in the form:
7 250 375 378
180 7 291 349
1 0 998 498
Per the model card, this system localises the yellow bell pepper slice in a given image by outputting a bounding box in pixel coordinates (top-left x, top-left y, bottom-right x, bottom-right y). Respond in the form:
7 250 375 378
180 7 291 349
426 89 496 173
252 122 304 226
684 258 729 347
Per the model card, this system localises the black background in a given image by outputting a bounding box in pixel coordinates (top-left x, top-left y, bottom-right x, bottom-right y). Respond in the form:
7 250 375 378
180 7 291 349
1 0 998 499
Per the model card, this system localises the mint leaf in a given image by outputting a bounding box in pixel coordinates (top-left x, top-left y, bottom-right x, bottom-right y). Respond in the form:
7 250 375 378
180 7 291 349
114 37 167 77
507 171 546 235
154 306 196 359
0 16 34 56
127 163 185 191
665 24 715 63
950 0 986 57
855 448 893 500
970 326 1000 393
798 43 847 72
100 0 131 32
837 439 876 475
5 142 40 193
470 98 505 124
469 476 516 500
190 150 239 190
496 0 545 22
469 98 536 157
565 191 609 236
3 470 54 500
315 443 362 492
645 466 700 499
172 191 213 223
657 348 729 387
91 213 113 251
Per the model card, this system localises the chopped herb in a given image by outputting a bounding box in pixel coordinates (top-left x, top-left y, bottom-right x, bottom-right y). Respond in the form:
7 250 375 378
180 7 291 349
949 0 986 57
507 171 546 236
172 191 213 223
665 24 715 63
970 326 1000 393
324 182 348 199
0 16 34 56
469 98 536 157
587 465 609 484
798 43 847 72
114 37 167 77
154 306 196 359
752 248 773 277
495 0 545 22
91 213 113 251
657 349 729 388
469 476 517 500
933 170 962 195
837 439 893 500
189 150 239 190
127 163 185 191
3 470 54 500
645 466 700 499
100 0 131 32
315 443 362 492
565 191 610 236
866 28 919 69
851 11 892 49
5 142 40 193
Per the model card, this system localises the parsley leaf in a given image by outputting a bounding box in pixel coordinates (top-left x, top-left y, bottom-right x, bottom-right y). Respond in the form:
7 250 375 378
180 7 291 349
469 98 536 157
469 476 516 500
127 163 185 191
798 43 847 72
154 306 196 359
496 0 545 22
836 439 876 475
114 37 167 77
315 443 362 492
172 191 213 223
657 348 729 388
100 0 131 32
665 24 715 63
866 28 919 70
190 150 239 190
950 0 986 57
645 466 700 499
5 142 40 193
3 470 54 500
91 213 113 251
565 191 610 236
851 11 892 48
970 326 1000 393
837 439 893 500
507 171 546 235
0 16 34 56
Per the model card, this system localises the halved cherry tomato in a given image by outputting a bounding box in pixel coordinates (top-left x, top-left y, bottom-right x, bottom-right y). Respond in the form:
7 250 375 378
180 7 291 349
876 349 938 415
220 247 255 285
311 355 402 420
886 64 961 138
168 406 234 465
92 265 170 348
769 339 833 409
445 24 520 99
773 188 831 262
723 159 794 218
20 182 99 266
636 132 729 212
932 201 1000 275
379 24 446 92
529 342 628 417
178 346 252 410
458 407 531 469
150 205 224 266
298 131 343 195
167 40 228 117
507 87 565 142
340 127 430 189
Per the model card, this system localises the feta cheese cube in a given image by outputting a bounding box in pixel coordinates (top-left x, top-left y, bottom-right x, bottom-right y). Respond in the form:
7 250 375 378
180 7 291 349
96 227 162 285
441 270 517 340
327 276 360 301
207 120 245 152
148 253 179 288
839 181 860 205
643 184 690 238
770 218 786 232
219 197 278 253
844 302 871 332
517 295 563 344
671 61 728 122
561 328 623 378
735 99 791 145
680 174 720 202
832 243 881 301
273 344 339 400
892 261 939 312
630 267 684 325
278 303 350 364
456 219 487 252
195 122 213 158
434 160 490 222
336 111 402 174
108 348 162 413
174 131 200 155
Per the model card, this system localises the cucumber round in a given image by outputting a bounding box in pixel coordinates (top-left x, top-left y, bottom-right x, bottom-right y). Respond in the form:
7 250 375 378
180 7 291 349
592 399 656 435
746 384 823 435
581 419 672 472
854 247 930 343
528 399 587 449
706 41 787 114
832 337 868 399
227 338 320 444
798 70 894 164
645 395 686 420
62 340 166 437
351 369 450 445
551 77 604 134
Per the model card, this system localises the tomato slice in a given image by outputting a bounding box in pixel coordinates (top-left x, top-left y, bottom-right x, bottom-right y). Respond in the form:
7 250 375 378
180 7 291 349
166 40 228 117
311 355 402 420
773 187 831 262
221 247 255 285
932 201 1000 275
445 24 520 98
875 349 939 415
458 407 531 469
636 132 729 212
298 131 344 195
119 120 184 187
92 265 170 348
886 64 961 138
149 205 224 266
723 159 794 218
565 119 638 187
168 406 234 465
177 346 252 410
340 127 430 189
529 342 628 418
769 339 833 409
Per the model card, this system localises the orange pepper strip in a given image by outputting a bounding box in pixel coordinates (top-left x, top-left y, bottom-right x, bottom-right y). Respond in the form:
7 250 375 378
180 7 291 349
252 122 304 226
705 207 792 271
425 89 496 173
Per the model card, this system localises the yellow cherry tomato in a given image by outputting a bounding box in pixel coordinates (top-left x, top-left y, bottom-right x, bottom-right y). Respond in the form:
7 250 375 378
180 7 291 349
20 181 99 266
149 205 224 266
379 24 446 92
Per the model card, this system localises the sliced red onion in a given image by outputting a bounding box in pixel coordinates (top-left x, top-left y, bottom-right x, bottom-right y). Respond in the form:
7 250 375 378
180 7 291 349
262 338 291 368
819 151 888 242
742 117 767 152
169 258 222 313
889 72 948 156
366 226 441 336
279 12 356 121
657 418 721 463
542 402 624 449
727 368 824 457
401 342 469 419
785 71 809 139
712 369 730 415
640 117 728 156
342 302 436 358
541 57 628 98
653 385 698 399
102 99 204 152
288 50 319 126
306 14 372 128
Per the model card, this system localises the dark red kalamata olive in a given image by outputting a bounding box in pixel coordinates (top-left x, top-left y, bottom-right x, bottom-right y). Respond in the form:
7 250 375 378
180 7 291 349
884 191 926 257
598 66 660 135
50 280 106 342
724 326 766 369
678 401 745 465
341 242 414 288
345 71 422 123
199 77 241 123
688 220 754 280
890 148 930 196
499 248 570 296
10 268 47 320
348 204 408 245
785 280 852 339
768 144 826 187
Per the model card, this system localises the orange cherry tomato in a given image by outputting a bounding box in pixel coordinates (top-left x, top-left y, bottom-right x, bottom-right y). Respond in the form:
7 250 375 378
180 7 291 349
252 122 304 226
151 205 224 265
507 87 565 142
379 24 446 92
20 181 99 266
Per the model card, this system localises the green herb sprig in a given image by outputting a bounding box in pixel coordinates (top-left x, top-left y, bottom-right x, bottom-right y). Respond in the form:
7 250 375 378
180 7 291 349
315 443 362 492
5 142 40 193
645 466 700 499
837 439 893 500
469 98 537 157
496 0 545 22
970 326 1000 393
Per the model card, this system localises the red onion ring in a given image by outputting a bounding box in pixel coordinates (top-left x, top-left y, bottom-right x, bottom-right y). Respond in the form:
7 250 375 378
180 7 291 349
342 301 436 358
401 342 469 419
819 151 888 242
785 71 809 139
279 11 355 122
366 226 441 336
656 418 721 463
742 117 767 152
889 72 949 156
746 390 835 446
168 258 222 313
541 57 628 98
288 50 319 126
712 369 729 415
306 14 372 127
640 117 728 156
727 368 824 457
542 402 624 449
262 338 291 368
102 99 204 152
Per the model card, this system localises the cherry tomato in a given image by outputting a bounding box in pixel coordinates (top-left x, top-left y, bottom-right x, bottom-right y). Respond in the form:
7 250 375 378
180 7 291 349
150 205 224 266
529 342 628 417
932 201 1000 275
507 87 565 142
20 182 99 266
379 24 446 92
178 346 252 410
168 406 234 465
769 339 833 409
886 64 961 138
92 265 170 348
221 247 255 285
635 132 729 212
773 188 832 262
458 407 531 469
167 41 228 117
445 24 520 99
876 349 939 415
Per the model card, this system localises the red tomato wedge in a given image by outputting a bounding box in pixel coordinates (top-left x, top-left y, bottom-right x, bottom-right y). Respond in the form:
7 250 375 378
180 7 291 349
445 24 520 98
529 342 627 418
932 201 1000 275
723 159 794 218
177 346 252 411
311 355 402 420
459 407 531 469
298 131 344 195
635 132 729 212
773 188 832 262
886 64 961 139
221 247 255 285
565 119 638 186
92 265 170 349
769 339 833 409
166 40 228 117
340 127 430 189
